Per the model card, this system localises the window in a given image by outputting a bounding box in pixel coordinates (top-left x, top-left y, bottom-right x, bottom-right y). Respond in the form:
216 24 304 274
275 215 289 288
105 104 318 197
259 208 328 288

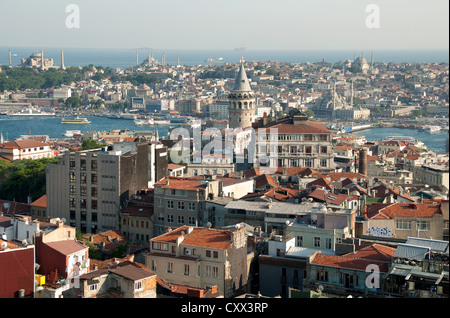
184 264 190 276
396 220 411 230
89 284 98 291
304 134 313 141
158 199 163 208
314 237 321 248
167 215 173 223
188 217 196 225
177 201 184 210
188 202 196 211
325 238 332 249
91 187 98 197
206 265 219 277
320 146 327 153
167 200 174 209
168 262 173 273
178 215 184 224
305 159 313 168
316 270 328 282
320 159 328 167
320 135 328 141
296 236 303 247
417 221 430 231
151 260 157 271
206 250 212 258
134 281 143 290
213 251 219 258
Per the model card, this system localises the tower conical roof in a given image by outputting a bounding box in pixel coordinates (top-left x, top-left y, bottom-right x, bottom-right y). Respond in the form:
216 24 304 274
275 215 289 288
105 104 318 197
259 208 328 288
233 61 252 92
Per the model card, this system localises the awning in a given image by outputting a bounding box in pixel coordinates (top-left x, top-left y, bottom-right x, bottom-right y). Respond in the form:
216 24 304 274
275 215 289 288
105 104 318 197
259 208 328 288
394 244 430 261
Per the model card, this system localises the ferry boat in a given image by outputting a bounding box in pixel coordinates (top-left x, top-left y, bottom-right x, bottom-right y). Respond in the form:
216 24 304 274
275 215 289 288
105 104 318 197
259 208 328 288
383 136 416 143
134 118 170 126
63 130 82 137
61 116 91 124
9 107 55 117
423 125 441 133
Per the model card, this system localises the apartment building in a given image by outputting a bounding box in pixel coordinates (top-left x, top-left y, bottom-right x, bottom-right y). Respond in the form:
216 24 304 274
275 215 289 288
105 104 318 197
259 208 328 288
253 112 335 172
153 175 253 236
0 139 54 161
360 202 444 241
146 225 248 297
413 164 449 189
46 142 161 234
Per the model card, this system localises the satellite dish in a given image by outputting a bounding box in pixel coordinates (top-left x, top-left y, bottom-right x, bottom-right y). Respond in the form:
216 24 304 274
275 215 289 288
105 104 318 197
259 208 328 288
22 239 28 246
185 249 192 255
206 222 212 229
3 202 10 209
1 242 7 249
61 218 66 223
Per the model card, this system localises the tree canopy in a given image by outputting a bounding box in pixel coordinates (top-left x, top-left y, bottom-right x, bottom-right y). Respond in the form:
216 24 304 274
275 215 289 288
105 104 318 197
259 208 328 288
0 157 57 203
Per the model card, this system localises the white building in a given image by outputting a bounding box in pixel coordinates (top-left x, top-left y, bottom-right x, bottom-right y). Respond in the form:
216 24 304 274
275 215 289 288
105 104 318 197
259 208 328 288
0 139 54 161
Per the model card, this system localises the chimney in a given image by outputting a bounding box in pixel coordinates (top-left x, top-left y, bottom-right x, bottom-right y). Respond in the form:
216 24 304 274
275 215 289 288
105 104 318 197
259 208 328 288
358 149 368 176
186 226 194 235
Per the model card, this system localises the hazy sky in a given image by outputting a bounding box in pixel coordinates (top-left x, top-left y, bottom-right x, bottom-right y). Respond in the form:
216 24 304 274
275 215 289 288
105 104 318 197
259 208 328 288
0 0 448 50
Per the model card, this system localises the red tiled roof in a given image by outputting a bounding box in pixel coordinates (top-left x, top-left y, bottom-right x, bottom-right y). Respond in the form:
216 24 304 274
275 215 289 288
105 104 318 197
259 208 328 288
168 164 185 170
0 139 49 149
120 205 153 217
255 121 331 134
31 195 47 208
311 253 390 272
254 174 276 189
151 225 236 250
154 177 206 191
365 202 443 219
308 188 353 205
45 240 88 255
344 243 397 262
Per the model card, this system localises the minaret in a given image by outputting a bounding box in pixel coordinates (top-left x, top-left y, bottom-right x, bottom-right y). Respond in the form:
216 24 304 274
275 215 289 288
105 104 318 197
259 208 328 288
8 49 12 67
41 48 45 71
61 49 65 70
136 50 139 66
228 58 255 129
371 50 374 70
177 55 180 67
351 79 354 107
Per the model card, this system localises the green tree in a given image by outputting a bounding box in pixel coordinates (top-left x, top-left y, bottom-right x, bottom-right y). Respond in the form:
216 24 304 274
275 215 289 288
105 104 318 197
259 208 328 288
81 138 106 150
0 157 57 203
